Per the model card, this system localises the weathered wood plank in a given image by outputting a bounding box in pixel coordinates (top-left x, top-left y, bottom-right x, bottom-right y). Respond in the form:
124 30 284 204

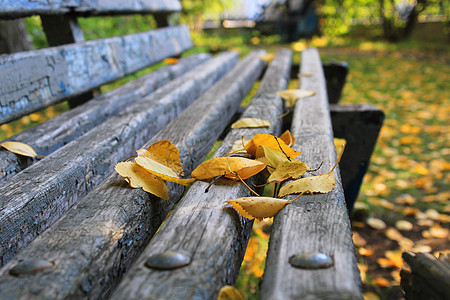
0 25 192 124
401 251 450 300
111 49 293 300
259 48 362 299
330 104 384 211
0 52 237 268
0 53 210 182
0 51 266 299
0 0 181 19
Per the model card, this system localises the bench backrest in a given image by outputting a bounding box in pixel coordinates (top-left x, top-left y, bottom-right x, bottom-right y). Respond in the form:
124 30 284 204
0 0 191 124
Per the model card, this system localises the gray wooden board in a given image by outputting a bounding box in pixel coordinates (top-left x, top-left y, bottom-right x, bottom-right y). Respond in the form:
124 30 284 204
0 25 192 124
0 53 210 181
110 49 293 300
259 48 362 299
0 51 238 268
0 51 266 300
0 0 181 18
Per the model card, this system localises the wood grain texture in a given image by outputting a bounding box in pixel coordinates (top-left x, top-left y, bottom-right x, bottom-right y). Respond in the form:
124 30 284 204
259 48 362 299
0 52 237 268
0 51 266 300
0 25 192 124
111 49 293 300
0 53 210 182
0 0 181 18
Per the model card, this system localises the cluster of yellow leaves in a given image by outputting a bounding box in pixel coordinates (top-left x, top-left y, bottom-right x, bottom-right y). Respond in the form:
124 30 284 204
116 133 345 221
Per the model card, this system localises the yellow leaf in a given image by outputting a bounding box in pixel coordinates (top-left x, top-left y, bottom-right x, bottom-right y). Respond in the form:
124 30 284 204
279 130 296 147
277 89 315 106
217 285 244 300
226 138 250 157
367 217 387 230
334 138 346 160
115 161 169 200
278 171 335 197
244 133 301 159
372 277 390 287
225 197 294 221
137 140 184 176
255 145 290 173
259 53 276 63
1 141 41 158
135 156 196 186
395 220 413 231
231 118 271 129
191 157 266 181
164 57 179 65
267 160 307 183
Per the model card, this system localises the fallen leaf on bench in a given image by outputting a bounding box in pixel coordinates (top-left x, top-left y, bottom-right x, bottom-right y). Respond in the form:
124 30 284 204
226 138 250 157
164 57 179 65
278 171 336 197
137 140 185 176
267 160 308 183
279 130 296 147
217 285 244 300
231 118 271 129
255 145 290 173
244 133 301 158
334 138 346 159
259 53 276 63
191 157 266 181
1 141 42 158
115 161 169 200
135 156 196 186
134 140 195 186
225 197 294 221
277 89 315 106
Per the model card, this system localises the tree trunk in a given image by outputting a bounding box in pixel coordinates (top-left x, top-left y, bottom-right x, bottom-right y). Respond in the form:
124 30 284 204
0 19 33 54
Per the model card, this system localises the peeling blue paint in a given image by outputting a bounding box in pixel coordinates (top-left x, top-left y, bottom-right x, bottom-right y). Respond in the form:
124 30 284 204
60 81 68 95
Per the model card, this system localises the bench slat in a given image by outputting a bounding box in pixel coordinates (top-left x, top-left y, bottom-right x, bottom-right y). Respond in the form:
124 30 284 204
0 0 181 18
0 53 210 181
0 52 238 267
0 51 266 299
110 49 292 300
259 48 362 299
0 25 192 124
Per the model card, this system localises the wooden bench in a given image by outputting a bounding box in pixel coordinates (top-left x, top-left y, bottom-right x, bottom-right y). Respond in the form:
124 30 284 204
0 1 375 299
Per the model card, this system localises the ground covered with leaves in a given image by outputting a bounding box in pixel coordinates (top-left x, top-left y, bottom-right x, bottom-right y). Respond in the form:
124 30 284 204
236 46 449 300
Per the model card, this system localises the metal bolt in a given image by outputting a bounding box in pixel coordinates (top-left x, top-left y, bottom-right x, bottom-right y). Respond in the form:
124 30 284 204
145 251 191 270
289 252 334 269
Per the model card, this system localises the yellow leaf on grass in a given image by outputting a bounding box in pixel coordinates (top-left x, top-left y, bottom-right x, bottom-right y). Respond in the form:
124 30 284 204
367 217 387 230
1 141 41 158
164 57 179 65
231 118 271 129
277 89 315 106
225 197 294 221
115 161 169 200
244 133 301 158
255 145 290 173
279 130 296 147
372 277 390 287
217 285 244 300
267 160 308 183
278 171 335 197
135 156 195 186
191 157 266 181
